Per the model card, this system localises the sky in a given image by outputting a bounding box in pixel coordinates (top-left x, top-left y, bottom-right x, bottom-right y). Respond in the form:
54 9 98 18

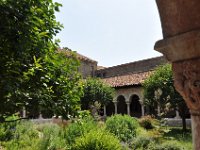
54 0 163 67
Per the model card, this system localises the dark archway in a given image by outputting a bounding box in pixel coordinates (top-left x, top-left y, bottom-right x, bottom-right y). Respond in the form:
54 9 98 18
130 95 141 117
117 95 127 114
106 101 115 116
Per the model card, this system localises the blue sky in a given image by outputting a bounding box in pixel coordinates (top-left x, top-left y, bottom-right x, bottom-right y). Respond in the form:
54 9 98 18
54 0 163 67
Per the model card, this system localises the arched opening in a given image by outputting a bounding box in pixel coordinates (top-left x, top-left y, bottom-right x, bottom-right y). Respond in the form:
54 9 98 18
130 94 141 117
106 101 115 116
117 95 127 114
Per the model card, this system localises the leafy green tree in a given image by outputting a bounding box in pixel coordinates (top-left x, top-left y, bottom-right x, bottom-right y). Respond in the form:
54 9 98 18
0 0 82 121
23 51 83 119
81 78 114 112
143 64 188 131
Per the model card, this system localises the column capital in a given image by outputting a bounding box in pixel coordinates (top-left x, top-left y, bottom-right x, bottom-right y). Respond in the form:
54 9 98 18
155 30 200 62
173 58 200 113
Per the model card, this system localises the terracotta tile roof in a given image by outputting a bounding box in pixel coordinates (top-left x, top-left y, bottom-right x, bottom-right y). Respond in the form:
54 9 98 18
102 71 153 87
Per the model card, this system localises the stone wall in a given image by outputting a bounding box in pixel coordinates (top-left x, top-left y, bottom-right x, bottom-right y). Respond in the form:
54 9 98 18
79 60 97 78
96 56 167 78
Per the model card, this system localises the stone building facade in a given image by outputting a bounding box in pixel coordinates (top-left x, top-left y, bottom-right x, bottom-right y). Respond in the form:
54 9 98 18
96 56 167 117
76 53 168 118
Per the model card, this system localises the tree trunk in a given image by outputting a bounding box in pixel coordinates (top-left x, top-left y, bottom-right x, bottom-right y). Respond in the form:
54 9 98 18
182 112 187 132
179 106 187 132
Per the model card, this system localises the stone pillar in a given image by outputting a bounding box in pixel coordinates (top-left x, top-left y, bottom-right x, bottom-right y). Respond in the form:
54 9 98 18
141 104 145 116
22 107 26 118
157 105 161 117
114 101 118 114
175 107 181 119
155 1 200 149
155 25 200 150
103 105 107 117
173 59 200 149
39 113 43 119
126 102 130 115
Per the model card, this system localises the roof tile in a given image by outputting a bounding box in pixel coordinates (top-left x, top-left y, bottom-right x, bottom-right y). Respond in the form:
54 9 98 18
102 71 153 87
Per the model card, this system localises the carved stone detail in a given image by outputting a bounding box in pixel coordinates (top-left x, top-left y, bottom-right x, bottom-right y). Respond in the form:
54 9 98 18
172 58 200 112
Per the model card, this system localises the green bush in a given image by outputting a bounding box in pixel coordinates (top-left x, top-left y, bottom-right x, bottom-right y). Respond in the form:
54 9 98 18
3 122 69 150
4 121 39 150
105 114 139 142
0 122 16 141
71 129 122 150
65 116 97 145
37 123 68 150
130 136 154 150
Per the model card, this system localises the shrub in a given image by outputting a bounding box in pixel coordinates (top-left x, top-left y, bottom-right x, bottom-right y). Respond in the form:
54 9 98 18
0 122 16 141
130 136 154 149
139 115 154 129
37 123 68 150
71 129 122 150
3 122 69 150
105 114 139 142
65 116 97 145
4 121 39 150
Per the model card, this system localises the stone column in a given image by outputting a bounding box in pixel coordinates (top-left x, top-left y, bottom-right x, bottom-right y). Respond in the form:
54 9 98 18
155 28 200 150
141 104 145 116
22 107 26 118
173 59 200 149
114 101 118 114
103 105 107 117
175 107 181 119
155 1 200 148
126 102 130 116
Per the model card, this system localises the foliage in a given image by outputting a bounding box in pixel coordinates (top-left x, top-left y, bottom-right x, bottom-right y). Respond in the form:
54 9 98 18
65 116 97 145
0 0 83 121
130 129 189 150
0 120 192 150
163 128 192 150
143 64 188 130
147 141 184 150
76 110 91 119
3 121 39 150
81 78 114 111
33 51 83 120
105 114 139 142
37 123 68 150
138 115 155 130
71 129 122 150
130 136 154 150
0 123 16 142
1 121 69 150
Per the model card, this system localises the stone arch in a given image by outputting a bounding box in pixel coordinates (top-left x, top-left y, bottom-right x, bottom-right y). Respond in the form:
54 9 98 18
117 95 127 114
106 101 115 116
130 94 142 117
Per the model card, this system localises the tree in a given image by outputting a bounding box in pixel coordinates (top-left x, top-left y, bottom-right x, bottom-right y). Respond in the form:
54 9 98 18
0 0 82 121
143 64 188 131
23 51 83 119
81 78 115 114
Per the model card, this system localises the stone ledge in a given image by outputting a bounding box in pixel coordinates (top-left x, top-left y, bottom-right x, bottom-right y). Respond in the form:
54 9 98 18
164 118 191 128
155 30 200 62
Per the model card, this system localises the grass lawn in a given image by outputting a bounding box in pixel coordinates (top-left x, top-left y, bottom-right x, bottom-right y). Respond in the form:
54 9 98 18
163 127 192 150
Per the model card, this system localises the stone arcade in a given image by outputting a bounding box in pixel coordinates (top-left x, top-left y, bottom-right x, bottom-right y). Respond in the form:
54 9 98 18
76 52 167 117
